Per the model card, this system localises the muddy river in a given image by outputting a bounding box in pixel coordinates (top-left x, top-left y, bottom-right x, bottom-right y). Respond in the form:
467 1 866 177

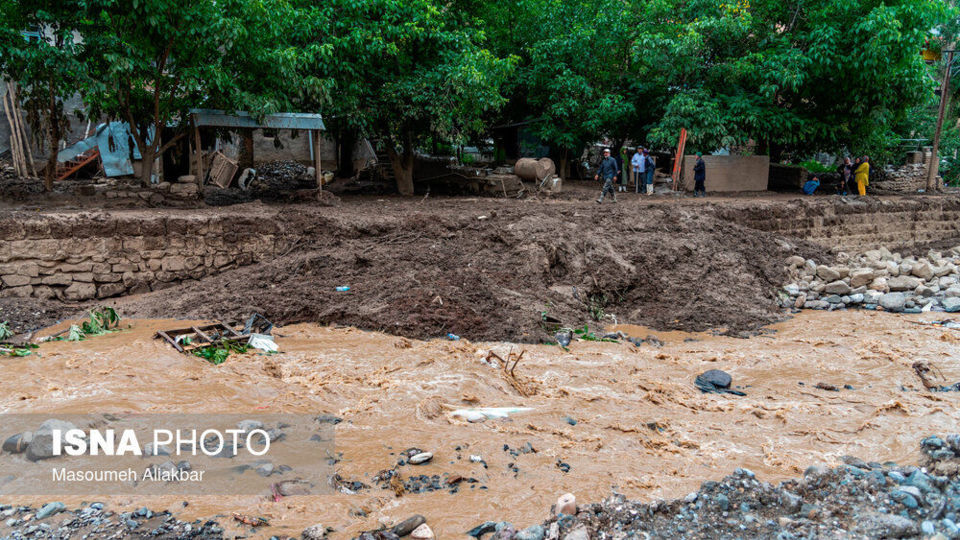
1 310 958 538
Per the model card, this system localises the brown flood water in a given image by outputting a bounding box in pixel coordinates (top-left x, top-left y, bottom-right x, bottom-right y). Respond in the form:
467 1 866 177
1 310 959 538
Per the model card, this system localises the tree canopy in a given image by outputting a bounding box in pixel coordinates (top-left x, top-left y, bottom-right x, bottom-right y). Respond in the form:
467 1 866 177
0 0 955 192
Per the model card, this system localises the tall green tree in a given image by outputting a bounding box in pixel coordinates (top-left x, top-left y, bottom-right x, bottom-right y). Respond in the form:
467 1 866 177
295 0 514 195
80 0 302 185
0 0 89 191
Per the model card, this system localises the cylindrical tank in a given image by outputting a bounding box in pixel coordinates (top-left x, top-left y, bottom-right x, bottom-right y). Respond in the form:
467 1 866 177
514 158 557 181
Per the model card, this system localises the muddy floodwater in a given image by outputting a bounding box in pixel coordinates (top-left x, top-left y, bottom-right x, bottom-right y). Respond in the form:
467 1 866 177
1 310 959 538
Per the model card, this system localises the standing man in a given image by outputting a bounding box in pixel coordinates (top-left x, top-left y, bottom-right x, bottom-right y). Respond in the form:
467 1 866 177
631 147 644 193
595 148 619 203
854 156 870 196
693 152 706 197
644 150 655 195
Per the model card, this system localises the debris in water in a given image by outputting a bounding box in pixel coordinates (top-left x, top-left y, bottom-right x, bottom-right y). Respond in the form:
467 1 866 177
695 369 746 396
451 407 534 423
247 333 278 352
232 512 269 527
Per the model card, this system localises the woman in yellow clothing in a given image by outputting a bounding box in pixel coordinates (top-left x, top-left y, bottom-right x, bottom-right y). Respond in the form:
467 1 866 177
854 157 870 196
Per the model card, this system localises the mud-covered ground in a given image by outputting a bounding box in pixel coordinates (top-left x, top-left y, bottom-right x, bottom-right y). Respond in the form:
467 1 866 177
1 190 834 341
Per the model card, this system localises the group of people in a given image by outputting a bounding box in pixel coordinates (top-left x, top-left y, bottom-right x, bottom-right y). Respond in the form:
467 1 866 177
594 147 707 203
802 156 872 197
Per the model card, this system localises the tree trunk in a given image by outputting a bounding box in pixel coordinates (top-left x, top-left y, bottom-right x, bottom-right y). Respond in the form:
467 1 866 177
387 148 415 196
139 145 156 186
386 132 416 195
559 153 569 180
238 129 254 171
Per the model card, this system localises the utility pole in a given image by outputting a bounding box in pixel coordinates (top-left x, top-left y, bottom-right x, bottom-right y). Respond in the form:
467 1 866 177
928 48 956 191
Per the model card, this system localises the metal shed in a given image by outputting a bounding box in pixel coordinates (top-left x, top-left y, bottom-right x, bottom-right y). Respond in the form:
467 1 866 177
189 109 326 186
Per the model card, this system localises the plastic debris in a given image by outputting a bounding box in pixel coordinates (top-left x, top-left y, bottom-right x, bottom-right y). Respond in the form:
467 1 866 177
335 286 351 292
451 407 533 423
447 333 461 341
247 333 279 352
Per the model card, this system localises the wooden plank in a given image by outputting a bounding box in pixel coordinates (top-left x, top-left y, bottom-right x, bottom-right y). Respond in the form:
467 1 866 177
156 331 184 353
313 130 322 186
193 118 204 184
192 326 212 343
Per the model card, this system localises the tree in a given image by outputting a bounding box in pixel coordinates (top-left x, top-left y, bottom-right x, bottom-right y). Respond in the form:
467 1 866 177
0 0 89 191
79 0 303 185
642 0 952 158
295 0 514 195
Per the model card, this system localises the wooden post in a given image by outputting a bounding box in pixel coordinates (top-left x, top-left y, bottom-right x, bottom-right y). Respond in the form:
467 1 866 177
313 129 322 187
193 117 204 184
927 48 955 191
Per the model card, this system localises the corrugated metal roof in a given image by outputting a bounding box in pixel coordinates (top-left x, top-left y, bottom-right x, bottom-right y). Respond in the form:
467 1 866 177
190 109 325 130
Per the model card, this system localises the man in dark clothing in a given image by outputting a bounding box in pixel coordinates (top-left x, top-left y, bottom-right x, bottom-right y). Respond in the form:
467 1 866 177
693 152 706 197
595 148 619 203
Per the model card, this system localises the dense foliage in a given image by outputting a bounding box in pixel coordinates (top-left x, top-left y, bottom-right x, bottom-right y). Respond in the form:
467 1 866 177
0 0 955 191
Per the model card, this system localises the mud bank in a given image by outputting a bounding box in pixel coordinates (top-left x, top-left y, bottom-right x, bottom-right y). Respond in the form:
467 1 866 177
1 197 830 340
0 310 957 538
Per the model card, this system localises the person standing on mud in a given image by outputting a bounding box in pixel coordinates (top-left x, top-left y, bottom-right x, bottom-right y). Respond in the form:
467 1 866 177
595 148 619 203
643 150 655 195
837 157 853 195
854 156 870 196
631 147 645 193
693 152 706 197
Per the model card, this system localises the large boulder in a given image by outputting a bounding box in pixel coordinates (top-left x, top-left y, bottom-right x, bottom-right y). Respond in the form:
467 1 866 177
887 276 922 292
823 281 852 295
849 269 875 288
911 261 935 281
816 265 841 282
879 293 907 313
943 298 960 313
26 419 77 462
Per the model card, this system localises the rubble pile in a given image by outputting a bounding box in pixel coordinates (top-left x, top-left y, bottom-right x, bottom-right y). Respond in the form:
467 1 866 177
875 163 935 193
781 246 960 313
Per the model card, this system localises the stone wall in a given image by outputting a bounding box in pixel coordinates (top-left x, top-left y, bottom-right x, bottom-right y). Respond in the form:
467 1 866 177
681 155 770 192
0 211 301 301
721 198 960 252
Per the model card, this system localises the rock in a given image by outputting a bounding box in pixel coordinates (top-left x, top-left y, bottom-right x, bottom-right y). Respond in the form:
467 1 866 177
27 419 76 462
916 285 937 297
63 282 97 301
556 493 577 515
849 269 875 288
863 290 883 304
515 525 545 540
392 515 426 537
786 256 805 268
561 526 589 540
946 286 960 298
35 502 65 520
410 524 434 540
853 512 919 538
409 452 433 465
824 295 843 304
943 298 960 313
803 259 817 276
2 432 32 454
886 261 900 276
912 261 935 281
888 276 922 291
177 175 197 184
302 523 327 539
848 293 864 304
823 281 852 295
869 277 889 292
817 265 841 281
697 369 731 388
879 293 907 313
